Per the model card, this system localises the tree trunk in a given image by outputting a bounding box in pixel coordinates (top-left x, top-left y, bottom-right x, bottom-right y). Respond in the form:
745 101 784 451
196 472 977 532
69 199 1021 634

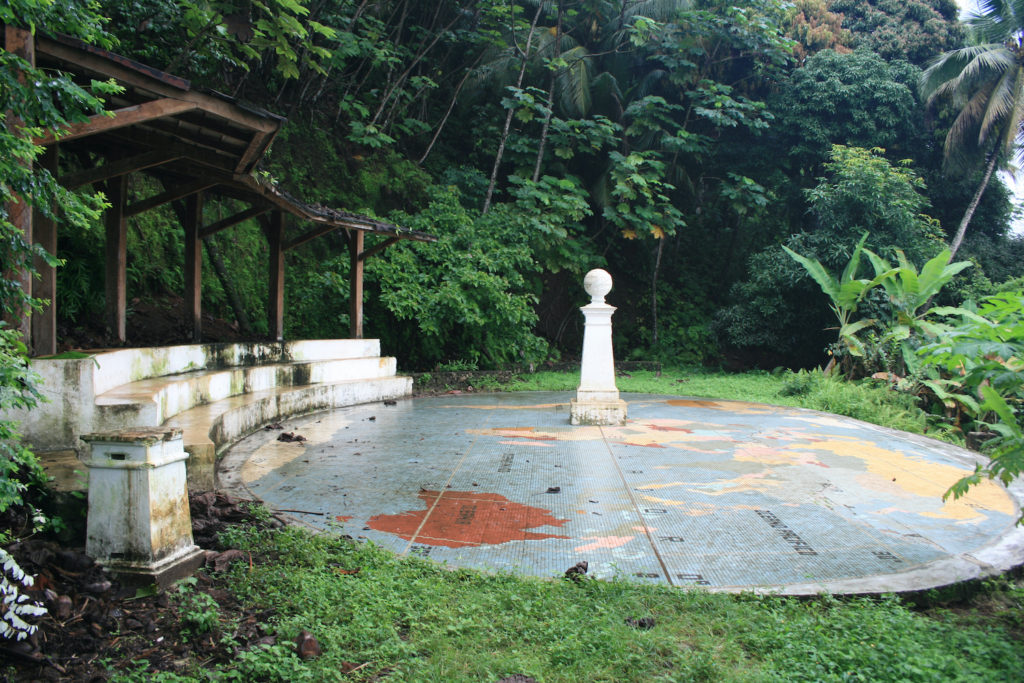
483 2 545 214
171 198 252 336
203 235 252 335
651 237 663 345
950 151 998 257
532 1 563 183
419 60 479 165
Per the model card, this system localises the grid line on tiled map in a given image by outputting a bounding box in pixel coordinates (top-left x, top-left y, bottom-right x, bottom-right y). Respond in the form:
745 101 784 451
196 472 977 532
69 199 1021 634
401 409 492 555
597 424 676 586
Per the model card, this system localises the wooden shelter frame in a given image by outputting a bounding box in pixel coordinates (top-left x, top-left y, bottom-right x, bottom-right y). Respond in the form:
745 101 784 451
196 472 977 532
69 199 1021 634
4 26 435 355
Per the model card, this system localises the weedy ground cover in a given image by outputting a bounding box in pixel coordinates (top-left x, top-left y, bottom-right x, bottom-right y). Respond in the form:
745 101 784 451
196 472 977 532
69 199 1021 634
112 368 1021 682
122 526 1023 682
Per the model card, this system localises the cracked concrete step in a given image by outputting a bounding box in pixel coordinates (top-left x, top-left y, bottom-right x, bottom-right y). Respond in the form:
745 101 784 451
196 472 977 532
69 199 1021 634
95 356 398 427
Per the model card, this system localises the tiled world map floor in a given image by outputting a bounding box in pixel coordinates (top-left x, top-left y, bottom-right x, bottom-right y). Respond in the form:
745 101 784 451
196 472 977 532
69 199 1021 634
218 393 1023 593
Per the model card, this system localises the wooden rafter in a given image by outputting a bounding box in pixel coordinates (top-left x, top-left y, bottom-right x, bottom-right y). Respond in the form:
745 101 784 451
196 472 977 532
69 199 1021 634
198 205 271 239
36 35 280 134
126 179 216 217
357 237 401 262
235 130 273 174
32 98 199 145
102 129 241 172
60 148 182 189
284 222 341 251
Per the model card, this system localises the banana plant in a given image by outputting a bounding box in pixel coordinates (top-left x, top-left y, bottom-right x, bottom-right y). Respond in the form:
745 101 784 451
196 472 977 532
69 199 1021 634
863 247 972 373
783 233 895 359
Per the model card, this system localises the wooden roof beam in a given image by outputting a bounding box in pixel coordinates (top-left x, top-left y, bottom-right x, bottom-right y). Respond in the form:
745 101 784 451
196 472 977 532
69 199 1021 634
284 221 340 252
33 98 199 145
101 129 240 172
60 148 182 189
35 35 281 134
147 115 249 150
198 205 271 239
357 237 401 262
235 130 275 174
126 179 217 217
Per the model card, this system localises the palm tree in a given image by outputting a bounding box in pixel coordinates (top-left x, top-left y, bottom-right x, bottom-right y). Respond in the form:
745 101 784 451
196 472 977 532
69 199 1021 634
920 0 1024 256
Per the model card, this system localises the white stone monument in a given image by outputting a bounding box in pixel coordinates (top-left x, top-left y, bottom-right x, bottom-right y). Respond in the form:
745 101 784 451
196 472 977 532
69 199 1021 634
81 428 205 586
570 269 627 426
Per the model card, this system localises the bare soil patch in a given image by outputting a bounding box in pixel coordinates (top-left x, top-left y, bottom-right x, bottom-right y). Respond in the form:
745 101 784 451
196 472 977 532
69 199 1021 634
2 492 285 682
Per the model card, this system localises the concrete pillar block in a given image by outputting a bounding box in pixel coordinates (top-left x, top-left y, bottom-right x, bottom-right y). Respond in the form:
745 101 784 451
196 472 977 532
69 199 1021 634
80 428 204 587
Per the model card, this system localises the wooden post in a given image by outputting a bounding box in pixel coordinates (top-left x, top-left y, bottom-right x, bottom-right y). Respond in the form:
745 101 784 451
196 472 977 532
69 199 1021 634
4 26 34 348
183 192 203 342
31 146 58 356
104 176 127 342
267 211 285 341
349 229 364 339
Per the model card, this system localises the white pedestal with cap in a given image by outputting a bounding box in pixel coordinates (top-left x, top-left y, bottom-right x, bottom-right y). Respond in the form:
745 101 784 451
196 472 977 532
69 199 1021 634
81 428 205 586
570 269 627 426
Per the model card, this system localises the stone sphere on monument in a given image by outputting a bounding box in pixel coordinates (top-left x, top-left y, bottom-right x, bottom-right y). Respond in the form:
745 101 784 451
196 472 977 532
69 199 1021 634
583 268 613 303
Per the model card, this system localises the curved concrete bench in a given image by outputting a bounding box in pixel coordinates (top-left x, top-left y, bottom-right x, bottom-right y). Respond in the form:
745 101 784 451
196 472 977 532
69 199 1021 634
95 356 397 427
13 340 411 491
166 375 410 489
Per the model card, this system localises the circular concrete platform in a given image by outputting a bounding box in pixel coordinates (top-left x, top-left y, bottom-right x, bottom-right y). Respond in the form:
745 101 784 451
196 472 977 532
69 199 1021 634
218 392 1024 594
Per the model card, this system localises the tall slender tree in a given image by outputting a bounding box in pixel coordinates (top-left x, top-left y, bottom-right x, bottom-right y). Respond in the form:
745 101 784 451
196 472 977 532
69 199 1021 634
920 0 1024 256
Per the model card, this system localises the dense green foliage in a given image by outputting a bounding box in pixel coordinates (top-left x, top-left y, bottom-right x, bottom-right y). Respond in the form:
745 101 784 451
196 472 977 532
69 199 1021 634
369 187 551 368
830 0 963 64
719 145 946 364
7 0 1021 387
0 0 1008 372
1 0 120 641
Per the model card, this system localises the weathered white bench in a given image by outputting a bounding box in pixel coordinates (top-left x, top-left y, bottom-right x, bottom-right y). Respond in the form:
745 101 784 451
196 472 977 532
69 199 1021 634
12 340 411 490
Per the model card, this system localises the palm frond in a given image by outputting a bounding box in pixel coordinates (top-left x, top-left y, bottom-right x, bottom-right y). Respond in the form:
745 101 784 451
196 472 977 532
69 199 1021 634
978 67 1018 145
556 45 591 117
921 45 1005 103
634 68 669 100
957 47 1014 87
589 70 624 120
1000 67 1024 157
620 0 693 22
945 84 995 165
970 0 1024 42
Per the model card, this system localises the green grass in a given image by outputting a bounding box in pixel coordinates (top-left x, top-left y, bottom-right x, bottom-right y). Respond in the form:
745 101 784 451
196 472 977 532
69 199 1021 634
34 350 95 359
504 367 932 439
138 526 1023 682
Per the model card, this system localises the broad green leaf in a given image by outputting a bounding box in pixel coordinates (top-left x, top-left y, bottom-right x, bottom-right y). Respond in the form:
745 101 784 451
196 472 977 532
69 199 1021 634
980 384 1022 436
782 246 839 301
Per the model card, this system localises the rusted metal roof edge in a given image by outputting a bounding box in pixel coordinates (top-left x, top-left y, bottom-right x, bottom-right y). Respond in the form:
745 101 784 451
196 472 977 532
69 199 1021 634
233 174 436 243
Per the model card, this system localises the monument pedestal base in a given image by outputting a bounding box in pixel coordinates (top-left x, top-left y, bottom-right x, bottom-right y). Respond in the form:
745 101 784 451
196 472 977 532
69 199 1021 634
100 545 207 589
570 398 628 426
